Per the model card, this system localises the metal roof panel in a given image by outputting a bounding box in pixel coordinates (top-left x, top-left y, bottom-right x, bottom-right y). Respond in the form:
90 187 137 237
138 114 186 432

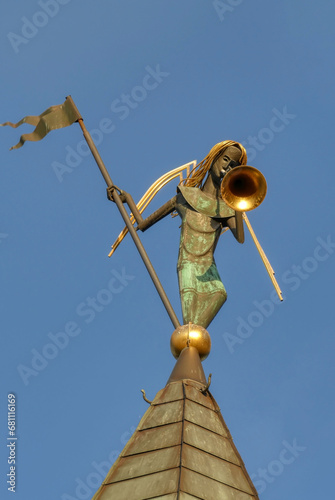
183 421 239 464
181 468 257 500
152 382 184 405
182 444 254 494
124 422 183 456
92 369 259 499
184 382 215 410
138 400 184 430
106 446 181 483
93 469 179 499
184 399 227 436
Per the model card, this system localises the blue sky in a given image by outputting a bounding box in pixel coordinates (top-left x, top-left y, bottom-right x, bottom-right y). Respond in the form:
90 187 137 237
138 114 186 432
1 1 335 498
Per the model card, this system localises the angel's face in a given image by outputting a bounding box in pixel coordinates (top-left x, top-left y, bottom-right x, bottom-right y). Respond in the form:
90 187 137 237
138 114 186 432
210 146 242 186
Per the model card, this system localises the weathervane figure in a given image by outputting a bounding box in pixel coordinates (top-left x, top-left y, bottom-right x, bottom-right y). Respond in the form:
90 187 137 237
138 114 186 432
2 95 282 499
134 141 247 328
1 96 281 331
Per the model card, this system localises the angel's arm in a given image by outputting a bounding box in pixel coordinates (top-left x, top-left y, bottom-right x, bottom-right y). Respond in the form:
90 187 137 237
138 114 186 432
137 196 177 232
226 211 245 243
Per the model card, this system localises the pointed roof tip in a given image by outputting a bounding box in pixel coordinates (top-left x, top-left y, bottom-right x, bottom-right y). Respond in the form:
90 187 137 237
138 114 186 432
93 369 259 499
166 346 207 386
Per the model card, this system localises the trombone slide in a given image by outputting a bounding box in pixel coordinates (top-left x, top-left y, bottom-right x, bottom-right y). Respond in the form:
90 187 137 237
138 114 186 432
242 213 283 301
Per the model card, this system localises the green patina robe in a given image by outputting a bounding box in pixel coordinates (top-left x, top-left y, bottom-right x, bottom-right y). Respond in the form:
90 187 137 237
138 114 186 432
176 186 235 328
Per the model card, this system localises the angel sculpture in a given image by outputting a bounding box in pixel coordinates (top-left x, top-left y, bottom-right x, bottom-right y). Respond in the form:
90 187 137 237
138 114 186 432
109 140 277 329
0 97 281 329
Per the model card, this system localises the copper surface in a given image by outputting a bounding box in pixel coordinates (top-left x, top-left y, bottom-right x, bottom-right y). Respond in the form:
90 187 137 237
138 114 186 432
138 400 184 430
180 468 256 500
94 469 179 499
183 420 239 464
151 382 184 405
183 382 214 410
182 443 254 494
124 422 182 456
167 346 207 386
105 446 180 483
93 376 259 499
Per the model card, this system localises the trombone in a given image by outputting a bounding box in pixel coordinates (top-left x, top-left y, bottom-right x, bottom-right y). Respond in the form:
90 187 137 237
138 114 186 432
109 162 283 302
221 165 283 301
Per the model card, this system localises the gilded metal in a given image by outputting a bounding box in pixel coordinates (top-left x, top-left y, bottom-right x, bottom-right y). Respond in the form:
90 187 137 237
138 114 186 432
170 323 211 360
242 212 283 301
220 165 267 212
220 165 283 300
108 160 196 257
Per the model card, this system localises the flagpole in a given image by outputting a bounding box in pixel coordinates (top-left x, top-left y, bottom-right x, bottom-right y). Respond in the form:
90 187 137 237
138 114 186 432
66 97 180 329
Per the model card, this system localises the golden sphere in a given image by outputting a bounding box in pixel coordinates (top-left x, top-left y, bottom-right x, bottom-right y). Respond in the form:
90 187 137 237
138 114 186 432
170 323 211 360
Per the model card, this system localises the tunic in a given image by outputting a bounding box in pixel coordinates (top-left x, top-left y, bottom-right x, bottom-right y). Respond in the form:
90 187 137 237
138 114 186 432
176 186 235 328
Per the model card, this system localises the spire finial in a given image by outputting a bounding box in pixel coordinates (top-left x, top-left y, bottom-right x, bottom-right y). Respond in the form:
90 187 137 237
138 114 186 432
170 322 211 360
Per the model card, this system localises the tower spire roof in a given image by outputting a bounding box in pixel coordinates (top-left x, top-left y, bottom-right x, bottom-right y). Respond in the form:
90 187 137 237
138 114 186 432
166 345 207 385
93 346 259 499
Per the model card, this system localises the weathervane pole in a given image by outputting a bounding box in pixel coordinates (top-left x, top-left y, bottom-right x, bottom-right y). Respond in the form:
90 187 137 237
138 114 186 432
66 97 180 329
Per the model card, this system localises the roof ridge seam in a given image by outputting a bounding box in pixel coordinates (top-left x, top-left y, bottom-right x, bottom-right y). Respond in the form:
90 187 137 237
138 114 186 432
176 382 187 497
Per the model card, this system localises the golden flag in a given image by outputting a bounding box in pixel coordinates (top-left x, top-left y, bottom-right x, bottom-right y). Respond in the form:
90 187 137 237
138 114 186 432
1 96 82 150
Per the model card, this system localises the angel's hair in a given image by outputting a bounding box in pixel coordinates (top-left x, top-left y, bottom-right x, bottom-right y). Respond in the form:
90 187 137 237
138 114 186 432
181 140 247 188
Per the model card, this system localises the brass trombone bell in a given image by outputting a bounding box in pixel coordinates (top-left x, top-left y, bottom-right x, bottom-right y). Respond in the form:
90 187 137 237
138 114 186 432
220 165 267 212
